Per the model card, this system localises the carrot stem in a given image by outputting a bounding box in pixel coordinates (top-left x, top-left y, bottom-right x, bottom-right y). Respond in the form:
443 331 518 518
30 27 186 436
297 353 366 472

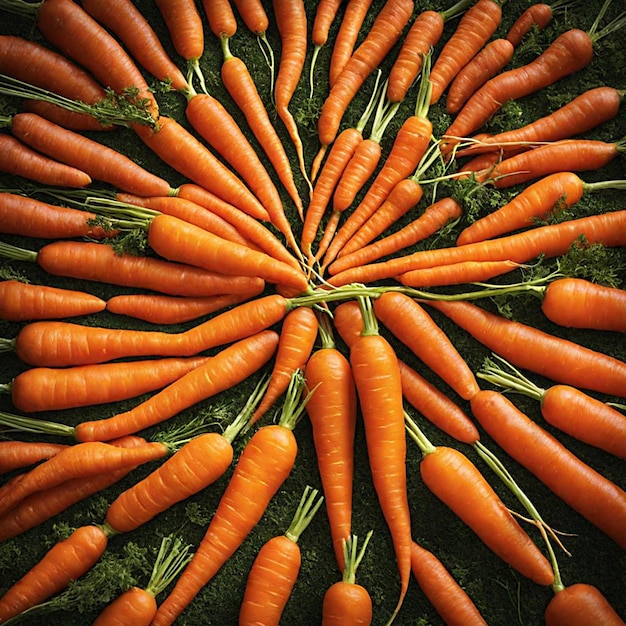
284 486 324 543
145 535 194 598
342 531 373 585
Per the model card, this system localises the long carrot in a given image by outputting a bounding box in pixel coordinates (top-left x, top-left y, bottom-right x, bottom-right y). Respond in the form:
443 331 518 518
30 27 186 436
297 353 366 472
398 260 521 288
154 0 204 71
309 0 343 94
469 389 626 549
0 441 68 476
151 371 309 626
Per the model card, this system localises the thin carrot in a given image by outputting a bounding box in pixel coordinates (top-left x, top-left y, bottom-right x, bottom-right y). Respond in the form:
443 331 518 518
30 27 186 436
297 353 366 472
429 0 504 105
469 389 626 549
0 524 110 623
151 371 309 626
0 279 106 322
310 0 344 94
106 292 261 325
305 314 357 573
545 583 626 626
0 441 68 476
202 0 237 39
479 355 626 458
81 0 189 91
428 299 626 397
5 356 211 413
405 412 555 586
232 0 269 35
398 259 520 287
349 296 411 623
410 541 488 626
321 532 374 626
0 134 91 188
249 306 319 426
506 0 574 47
373 291 480 400
239 486 324 625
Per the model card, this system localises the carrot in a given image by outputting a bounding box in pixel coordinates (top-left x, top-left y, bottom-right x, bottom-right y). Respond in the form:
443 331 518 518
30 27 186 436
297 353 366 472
106 292 261 325
93 535 192 626
0 134 92 187
469 389 626 549
273 0 310 192
203 0 237 39
80 0 189 91
249 306 319 426
304 314 357 573
446 38 515 114
429 0 504 105
428 299 626 397
404 412 555 585
239 485 324 625
442 6 626 152
327 197 463 276
321 532 374 626
349 296 411 622
544 583 626 626
231 0 269 35
0 240 266 299
0 279 106 322
151 371 308 626
9 113 172 197
373 291 480 400
410 541 488 626
328 209 626 286
154 0 204 69
386 0 474 103
0 524 109 623
133 116 269 222
506 0 573 47
220 37 305 224
310 0 343 94
5 293 290 367
5 356 210 413
399 260 521 288
479 355 626 458
74 330 279 442
0 441 68 476
317 0 414 148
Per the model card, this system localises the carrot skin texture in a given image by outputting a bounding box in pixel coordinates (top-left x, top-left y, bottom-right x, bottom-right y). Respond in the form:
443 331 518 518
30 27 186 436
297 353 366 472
154 0 204 61
152 424 298 626
428 300 626 398
0 524 109 622
506 3 554 47
544 584 626 626
321 580 373 626
203 0 237 38
470 390 626 550
105 432 234 533
92 586 157 626
410 541 488 626
0 441 68 475
231 0 269 34
419 446 555 585
74 330 279 442
9 356 210 413
398 260 520 288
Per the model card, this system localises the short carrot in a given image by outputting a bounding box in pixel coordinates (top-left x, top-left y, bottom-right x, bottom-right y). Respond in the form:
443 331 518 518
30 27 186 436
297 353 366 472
544 583 626 626
469 389 626 549
506 0 574 47
0 441 68 476
238 486 324 625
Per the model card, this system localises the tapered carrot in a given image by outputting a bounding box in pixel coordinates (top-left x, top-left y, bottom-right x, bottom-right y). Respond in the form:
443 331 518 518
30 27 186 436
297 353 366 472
545 583 626 626
0 524 109 623
0 441 68 476
310 0 343 94
151 371 308 626
398 259 520 287
506 1 568 47
231 0 269 35
470 389 626 549
203 0 237 39
238 486 323 625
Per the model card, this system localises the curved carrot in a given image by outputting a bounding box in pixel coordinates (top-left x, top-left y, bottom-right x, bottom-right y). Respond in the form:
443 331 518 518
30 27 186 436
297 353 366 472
506 1 568 47
545 583 626 626
470 389 626 549
0 524 109 622
0 441 68 476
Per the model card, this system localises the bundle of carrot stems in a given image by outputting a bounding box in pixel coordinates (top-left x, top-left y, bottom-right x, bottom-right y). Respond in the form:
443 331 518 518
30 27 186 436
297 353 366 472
0 0 625 625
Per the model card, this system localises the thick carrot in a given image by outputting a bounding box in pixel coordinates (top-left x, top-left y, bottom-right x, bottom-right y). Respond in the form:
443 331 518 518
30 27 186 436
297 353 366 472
106 292 260 325
429 0 503 104
349 296 411 622
0 441 68 476
203 0 237 39
6 356 210 413
0 134 91 188
151 371 307 626
0 524 109 622
249 306 319 426
81 0 189 91
154 0 204 65
410 541 488 626
405 412 555 586
399 260 520 288
373 291 480 400
470 389 626 549
239 486 323 625
74 330 279 442
10 113 172 197
305 314 357 572
317 0 414 147
446 38 515 114
328 209 626 286
544 583 626 626
479 356 626 458
0 280 105 322
428 299 626 397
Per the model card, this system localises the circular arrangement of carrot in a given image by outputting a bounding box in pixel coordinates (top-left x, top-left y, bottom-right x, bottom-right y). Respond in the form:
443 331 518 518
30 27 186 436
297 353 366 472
0 1 625 625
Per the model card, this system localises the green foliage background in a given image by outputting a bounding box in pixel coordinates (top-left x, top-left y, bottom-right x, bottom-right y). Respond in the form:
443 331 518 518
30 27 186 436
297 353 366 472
0 1 625 624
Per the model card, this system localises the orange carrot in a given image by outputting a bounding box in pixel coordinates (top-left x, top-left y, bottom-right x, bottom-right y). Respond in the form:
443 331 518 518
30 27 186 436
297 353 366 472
398 260 521 288
231 0 269 35
506 1 572 47
310 0 343 93
545 583 626 626
203 0 238 39
0 441 68 476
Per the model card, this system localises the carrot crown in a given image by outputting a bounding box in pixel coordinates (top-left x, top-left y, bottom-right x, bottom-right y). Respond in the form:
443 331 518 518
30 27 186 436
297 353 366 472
276 369 313 431
144 535 194 598
341 531 373 585
283 486 324 544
